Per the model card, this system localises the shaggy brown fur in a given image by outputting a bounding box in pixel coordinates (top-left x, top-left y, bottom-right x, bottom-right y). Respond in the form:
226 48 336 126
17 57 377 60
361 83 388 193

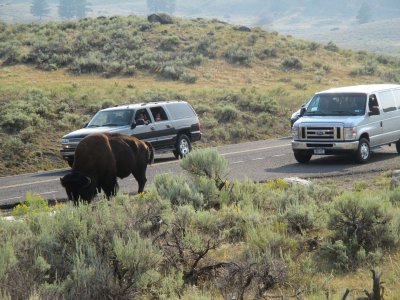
60 133 154 204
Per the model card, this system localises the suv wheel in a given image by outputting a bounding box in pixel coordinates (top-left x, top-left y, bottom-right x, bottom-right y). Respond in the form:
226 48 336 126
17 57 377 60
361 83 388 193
174 134 191 159
396 139 400 154
355 138 370 163
294 151 312 163
67 158 74 168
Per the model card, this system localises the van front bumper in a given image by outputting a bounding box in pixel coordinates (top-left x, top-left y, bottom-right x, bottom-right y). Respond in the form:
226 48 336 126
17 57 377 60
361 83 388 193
292 140 359 153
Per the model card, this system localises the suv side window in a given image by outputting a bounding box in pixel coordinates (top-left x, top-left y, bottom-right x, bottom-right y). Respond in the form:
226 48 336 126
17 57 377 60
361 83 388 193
135 109 151 124
150 106 168 122
166 103 196 120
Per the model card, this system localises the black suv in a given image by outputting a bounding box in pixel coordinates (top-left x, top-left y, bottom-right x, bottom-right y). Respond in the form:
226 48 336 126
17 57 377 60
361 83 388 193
61 101 201 167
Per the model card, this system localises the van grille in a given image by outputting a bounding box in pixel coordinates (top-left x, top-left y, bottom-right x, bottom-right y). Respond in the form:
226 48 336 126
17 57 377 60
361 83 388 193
300 126 343 140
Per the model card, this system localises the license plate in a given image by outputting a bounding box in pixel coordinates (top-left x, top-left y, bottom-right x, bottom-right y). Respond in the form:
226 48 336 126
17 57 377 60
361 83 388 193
314 148 325 155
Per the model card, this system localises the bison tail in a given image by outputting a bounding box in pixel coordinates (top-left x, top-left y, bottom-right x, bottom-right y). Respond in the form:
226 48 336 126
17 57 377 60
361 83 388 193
146 141 154 165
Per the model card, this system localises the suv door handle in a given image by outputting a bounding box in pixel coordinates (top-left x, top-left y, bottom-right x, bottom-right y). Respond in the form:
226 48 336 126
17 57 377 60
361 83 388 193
150 126 155 130
166 125 171 128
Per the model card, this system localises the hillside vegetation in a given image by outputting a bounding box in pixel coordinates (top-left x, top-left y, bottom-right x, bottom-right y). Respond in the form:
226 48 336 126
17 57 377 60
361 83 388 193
0 15 400 175
2 150 400 299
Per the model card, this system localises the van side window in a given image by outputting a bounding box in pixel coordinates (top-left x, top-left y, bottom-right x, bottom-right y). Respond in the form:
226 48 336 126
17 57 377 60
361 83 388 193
150 107 168 122
369 94 378 110
378 91 396 113
393 89 400 109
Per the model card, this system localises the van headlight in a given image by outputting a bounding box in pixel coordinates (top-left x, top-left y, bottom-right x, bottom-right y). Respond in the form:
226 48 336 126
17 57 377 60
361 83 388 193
61 139 69 144
291 126 299 140
344 127 357 141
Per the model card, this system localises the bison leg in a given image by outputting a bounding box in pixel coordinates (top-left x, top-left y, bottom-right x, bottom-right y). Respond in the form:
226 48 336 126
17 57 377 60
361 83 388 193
102 177 118 200
133 170 147 194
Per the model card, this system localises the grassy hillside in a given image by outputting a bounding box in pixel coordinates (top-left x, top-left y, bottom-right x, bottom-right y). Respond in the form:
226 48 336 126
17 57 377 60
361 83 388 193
0 15 400 175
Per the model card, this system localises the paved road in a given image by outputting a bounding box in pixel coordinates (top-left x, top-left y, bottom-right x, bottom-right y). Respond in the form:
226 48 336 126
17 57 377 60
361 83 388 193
1 137 400 208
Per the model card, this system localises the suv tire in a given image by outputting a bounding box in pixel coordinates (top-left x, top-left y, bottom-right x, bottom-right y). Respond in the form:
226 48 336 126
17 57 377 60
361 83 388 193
174 134 191 159
67 158 74 168
294 151 312 163
355 138 370 163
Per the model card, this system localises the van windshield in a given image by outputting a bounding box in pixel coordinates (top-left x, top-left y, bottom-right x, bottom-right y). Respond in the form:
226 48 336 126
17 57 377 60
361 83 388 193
304 93 367 116
87 110 134 127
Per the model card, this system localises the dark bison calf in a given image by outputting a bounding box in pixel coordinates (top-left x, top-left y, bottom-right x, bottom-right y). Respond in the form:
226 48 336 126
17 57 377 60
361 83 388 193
60 133 154 204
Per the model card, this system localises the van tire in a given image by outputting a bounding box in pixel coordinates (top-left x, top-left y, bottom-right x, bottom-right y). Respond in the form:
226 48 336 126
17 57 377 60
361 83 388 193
355 138 370 163
174 134 191 159
294 151 312 163
396 140 400 154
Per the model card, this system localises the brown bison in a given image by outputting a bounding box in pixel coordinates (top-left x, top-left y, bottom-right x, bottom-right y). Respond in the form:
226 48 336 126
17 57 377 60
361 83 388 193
60 133 154 204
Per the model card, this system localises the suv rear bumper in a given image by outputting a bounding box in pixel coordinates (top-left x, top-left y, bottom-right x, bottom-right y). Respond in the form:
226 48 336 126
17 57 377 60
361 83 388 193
292 140 359 153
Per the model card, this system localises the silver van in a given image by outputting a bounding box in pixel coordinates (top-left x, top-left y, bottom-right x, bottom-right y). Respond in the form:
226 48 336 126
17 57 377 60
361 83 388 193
61 101 201 167
291 84 400 163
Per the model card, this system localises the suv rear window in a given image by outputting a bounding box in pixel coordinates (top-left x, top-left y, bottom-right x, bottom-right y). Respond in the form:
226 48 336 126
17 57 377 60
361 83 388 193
167 103 196 120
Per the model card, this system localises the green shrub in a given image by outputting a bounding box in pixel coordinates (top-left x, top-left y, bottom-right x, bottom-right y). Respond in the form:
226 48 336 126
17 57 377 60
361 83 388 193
224 45 253 67
309 42 320 51
190 36 217 58
0 42 21 64
280 203 318 235
381 70 400 82
154 173 204 208
256 47 277 59
316 240 352 272
70 52 105 74
388 188 400 205
328 192 394 252
180 148 229 184
247 34 258 46
293 82 307 90
159 36 181 52
324 41 338 52
216 105 239 123
281 56 303 70
349 59 377 76
12 192 49 216
181 72 197 84
161 62 185 80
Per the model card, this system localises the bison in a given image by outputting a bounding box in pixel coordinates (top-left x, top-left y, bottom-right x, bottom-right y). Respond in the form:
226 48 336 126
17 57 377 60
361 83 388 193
60 133 154 204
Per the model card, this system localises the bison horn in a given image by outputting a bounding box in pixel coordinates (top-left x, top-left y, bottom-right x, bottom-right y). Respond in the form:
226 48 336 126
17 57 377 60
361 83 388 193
82 176 92 188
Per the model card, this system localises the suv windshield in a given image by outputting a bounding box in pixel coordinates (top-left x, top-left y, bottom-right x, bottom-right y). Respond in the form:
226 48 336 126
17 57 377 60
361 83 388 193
304 93 367 116
87 110 134 127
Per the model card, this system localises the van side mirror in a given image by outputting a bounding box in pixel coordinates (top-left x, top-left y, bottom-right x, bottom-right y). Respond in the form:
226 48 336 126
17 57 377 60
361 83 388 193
369 106 380 116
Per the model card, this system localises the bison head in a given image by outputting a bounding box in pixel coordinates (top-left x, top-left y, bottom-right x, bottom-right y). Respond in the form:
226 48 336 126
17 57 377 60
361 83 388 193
60 172 97 204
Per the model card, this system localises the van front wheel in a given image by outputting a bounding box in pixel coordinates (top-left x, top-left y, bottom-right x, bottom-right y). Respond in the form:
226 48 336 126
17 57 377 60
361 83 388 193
355 138 370 163
294 151 312 163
